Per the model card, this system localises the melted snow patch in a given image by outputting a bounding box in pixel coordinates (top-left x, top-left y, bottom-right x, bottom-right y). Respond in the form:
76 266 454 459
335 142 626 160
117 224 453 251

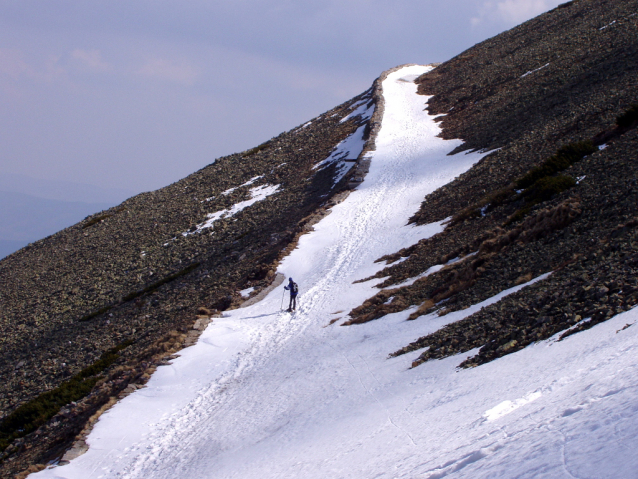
222 176 264 196
313 124 368 169
521 63 550 78
339 101 374 124
239 287 255 298
184 184 280 235
313 123 369 185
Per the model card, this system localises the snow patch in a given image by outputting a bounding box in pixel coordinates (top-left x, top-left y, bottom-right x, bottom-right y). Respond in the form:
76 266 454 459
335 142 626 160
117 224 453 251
239 287 255 298
314 124 368 170
521 63 550 78
484 391 543 421
184 184 280 235
222 176 264 196
340 100 374 124
392 250 478 288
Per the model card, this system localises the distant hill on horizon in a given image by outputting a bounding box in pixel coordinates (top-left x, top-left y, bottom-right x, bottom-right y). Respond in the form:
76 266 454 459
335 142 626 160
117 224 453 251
0 190 113 259
0 173 135 205
0 174 136 259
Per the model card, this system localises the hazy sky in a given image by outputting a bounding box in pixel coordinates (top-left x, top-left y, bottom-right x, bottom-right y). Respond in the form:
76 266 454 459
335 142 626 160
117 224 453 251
0 0 564 194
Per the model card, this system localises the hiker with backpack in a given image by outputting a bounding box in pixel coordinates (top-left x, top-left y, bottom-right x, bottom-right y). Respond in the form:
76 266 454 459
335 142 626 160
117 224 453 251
284 278 299 312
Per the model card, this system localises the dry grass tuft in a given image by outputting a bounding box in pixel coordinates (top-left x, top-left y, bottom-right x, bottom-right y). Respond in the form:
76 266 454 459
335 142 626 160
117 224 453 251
15 464 46 479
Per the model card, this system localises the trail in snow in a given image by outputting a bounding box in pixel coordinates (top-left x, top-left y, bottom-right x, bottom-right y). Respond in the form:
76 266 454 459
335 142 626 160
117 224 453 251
34 65 638 479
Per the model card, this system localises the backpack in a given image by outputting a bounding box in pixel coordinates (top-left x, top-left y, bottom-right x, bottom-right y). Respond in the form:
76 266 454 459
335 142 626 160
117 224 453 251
291 282 298 295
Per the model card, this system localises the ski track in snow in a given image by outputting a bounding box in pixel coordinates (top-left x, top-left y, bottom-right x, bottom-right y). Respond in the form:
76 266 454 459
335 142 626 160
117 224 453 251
33 65 638 479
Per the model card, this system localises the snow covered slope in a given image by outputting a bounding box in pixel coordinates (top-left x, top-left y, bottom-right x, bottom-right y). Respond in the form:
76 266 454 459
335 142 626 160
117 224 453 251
33 65 638 479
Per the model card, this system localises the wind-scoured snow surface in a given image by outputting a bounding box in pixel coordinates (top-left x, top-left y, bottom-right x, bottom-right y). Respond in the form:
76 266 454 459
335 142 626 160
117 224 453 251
34 66 638 479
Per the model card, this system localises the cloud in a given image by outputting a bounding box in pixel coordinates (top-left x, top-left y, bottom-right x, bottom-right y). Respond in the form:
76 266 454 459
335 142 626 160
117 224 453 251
137 58 198 85
71 49 111 71
472 0 564 26
0 49 65 100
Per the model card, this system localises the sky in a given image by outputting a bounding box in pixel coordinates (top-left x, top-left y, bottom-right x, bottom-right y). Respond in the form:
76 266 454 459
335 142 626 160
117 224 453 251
0 0 565 195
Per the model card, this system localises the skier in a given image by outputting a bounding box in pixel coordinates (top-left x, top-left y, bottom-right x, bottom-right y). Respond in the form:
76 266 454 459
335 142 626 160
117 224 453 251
284 277 299 312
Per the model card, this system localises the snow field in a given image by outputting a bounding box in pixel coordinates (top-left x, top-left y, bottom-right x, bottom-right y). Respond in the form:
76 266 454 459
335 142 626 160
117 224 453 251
32 65 638 479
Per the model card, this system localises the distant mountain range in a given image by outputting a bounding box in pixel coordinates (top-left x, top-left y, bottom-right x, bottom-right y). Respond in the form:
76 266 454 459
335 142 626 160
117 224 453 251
0 173 134 204
0 175 134 258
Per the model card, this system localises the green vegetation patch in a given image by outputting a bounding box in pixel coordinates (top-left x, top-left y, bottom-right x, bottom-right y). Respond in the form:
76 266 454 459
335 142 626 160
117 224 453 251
451 141 593 226
522 174 576 205
516 140 596 189
0 341 133 452
503 141 594 224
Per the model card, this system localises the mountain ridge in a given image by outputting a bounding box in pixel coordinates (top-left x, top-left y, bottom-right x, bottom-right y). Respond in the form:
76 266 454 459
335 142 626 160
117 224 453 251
342 0 638 368
0 82 379 476
1 0 637 475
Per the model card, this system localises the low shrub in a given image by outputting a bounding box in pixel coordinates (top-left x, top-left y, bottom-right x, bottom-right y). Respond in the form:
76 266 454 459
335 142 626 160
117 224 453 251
516 140 596 189
244 141 271 156
507 175 576 224
451 207 481 225
0 341 132 452
523 174 576 205
616 104 638 129
505 207 531 225
485 186 516 210
79 263 201 323
121 262 200 302
79 304 113 322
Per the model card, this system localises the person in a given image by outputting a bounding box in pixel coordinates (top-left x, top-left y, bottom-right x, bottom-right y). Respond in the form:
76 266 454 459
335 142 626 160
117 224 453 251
284 277 298 312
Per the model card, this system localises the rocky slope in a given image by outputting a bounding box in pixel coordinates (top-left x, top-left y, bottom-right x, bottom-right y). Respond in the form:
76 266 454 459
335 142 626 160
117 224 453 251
0 84 377 476
345 0 638 366
1 0 637 475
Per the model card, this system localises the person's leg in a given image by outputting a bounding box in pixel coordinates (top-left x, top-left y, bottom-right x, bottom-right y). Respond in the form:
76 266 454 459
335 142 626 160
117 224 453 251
292 296 296 311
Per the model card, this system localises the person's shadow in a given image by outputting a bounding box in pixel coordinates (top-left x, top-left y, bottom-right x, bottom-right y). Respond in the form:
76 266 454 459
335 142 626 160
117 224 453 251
240 312 280 319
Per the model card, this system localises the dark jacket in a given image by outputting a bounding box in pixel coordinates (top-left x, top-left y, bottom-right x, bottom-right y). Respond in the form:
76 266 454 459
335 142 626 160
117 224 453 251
284 280 299 296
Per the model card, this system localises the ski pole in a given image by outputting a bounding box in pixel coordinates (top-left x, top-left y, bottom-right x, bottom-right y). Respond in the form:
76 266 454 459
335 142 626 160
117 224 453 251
280 289 285 310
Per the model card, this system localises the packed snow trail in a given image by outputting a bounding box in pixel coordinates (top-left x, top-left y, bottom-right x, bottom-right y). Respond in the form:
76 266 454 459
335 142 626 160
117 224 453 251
34 65 638 479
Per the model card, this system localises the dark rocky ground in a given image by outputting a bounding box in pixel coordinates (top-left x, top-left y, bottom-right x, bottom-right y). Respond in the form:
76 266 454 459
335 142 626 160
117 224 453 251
346 0 638 367
2 0 637 475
